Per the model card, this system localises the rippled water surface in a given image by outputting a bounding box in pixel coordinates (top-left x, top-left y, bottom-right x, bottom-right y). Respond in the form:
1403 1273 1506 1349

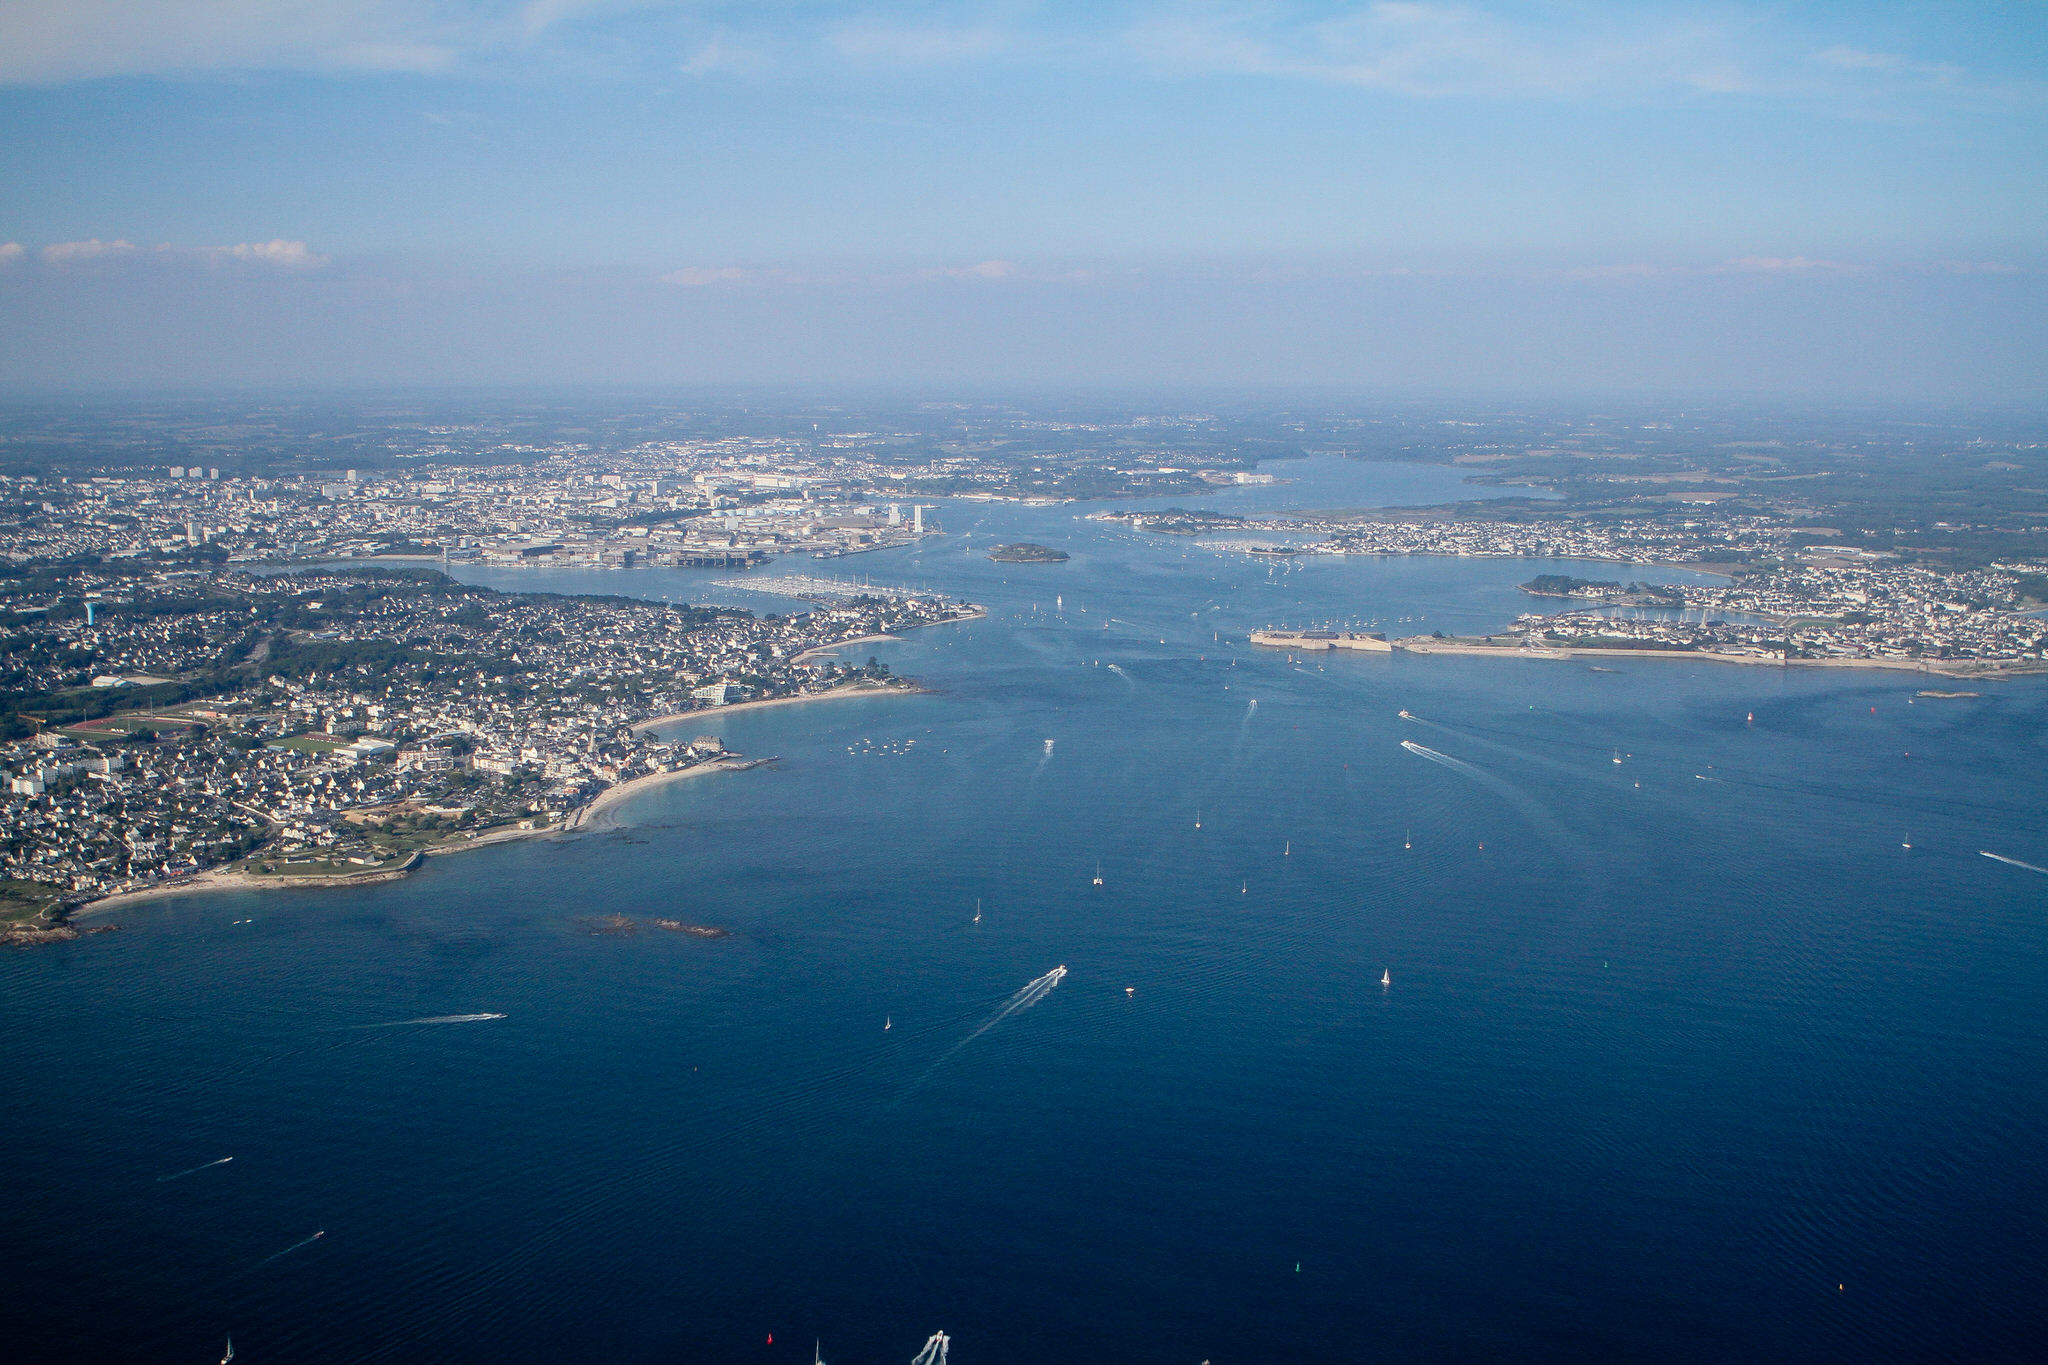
6 462 2046 1363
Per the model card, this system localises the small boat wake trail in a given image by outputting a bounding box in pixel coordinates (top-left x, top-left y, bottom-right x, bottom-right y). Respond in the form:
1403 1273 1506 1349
353 1013 507 1029
157 1156 232 1182
1398 740 1585 859
910 966 1068 1091
1981 850 2048 875
1400 739 1484 779
256 1230 325 1267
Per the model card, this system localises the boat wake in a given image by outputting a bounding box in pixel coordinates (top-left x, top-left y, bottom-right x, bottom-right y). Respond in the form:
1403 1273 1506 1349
157 1156 232 1182
913 966 1067 1088
256 1230 325 1267
1980 850 2048 876
1399 739 1581 855
356 1013 507 1028
1400 739 1484 778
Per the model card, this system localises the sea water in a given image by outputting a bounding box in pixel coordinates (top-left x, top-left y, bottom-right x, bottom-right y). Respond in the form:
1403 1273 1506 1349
4 461 2044 1362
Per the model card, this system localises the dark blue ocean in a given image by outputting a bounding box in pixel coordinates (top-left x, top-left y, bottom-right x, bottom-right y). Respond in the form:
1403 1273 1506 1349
6 460 2046 1363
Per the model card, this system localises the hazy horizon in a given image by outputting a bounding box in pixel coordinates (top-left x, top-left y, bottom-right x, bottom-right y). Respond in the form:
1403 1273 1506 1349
2 2 2044 395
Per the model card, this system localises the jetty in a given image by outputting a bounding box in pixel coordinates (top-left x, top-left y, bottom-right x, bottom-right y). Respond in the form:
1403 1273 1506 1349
1249 628 1392 653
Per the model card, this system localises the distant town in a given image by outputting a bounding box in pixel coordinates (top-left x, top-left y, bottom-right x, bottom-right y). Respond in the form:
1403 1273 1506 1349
1106 508 2048 672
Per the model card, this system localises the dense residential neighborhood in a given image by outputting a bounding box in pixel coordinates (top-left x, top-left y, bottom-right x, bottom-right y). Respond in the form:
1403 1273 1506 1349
1 566 977 913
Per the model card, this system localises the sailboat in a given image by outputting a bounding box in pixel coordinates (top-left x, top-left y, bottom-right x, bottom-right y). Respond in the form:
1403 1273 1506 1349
1381 969 1391 987
815 1342 826 1365
884 1016 891 1031
973 898 981 924
1612 749 1622 765
1902 836 1912 850
1403 830 1411 850
1283 841 1290 856
1240 880 1247 894
1194 809 1201 829
221 1338 234 1364
1092 863 1104 886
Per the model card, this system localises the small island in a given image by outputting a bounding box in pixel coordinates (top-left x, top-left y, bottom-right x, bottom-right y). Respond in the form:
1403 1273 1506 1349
987 543 1070 563
1521 574 1684 605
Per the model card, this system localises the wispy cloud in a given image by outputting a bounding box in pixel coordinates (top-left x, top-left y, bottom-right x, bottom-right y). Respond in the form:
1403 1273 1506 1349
661 264 756 286
1125 2 1759 100
41 239 139 264
31 239 330 269
1722 255 1857 273
919 259 1017 281
661 258 1094 288
828 18 1012 65
0 1 2011 110
0 241 26 265
1563 262 1661 279
220 239 330 267
1554 256 1867 280
1814 45 1964 85
0 1 466 84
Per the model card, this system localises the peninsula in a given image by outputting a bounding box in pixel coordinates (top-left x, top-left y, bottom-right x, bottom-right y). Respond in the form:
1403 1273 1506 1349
1 564 979 927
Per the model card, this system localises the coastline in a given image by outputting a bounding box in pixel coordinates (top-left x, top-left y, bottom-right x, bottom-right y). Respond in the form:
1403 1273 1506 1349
791 632 900 664
561 758 750 832
69 675 940 922
1391 636 2048 678
791 604 987 665
70 684 918 920
74 861 419 919
630 678 926 735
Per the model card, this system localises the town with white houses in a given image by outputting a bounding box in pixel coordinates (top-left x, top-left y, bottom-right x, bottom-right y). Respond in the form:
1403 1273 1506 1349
1 563 977 926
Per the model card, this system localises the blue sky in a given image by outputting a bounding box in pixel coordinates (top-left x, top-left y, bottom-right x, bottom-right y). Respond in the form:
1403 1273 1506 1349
0 2 2043 392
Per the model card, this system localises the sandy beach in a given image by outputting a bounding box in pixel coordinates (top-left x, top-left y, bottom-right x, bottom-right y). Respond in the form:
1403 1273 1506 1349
791 632 900 664
561 759 752 832
630 678 925 734
75 861 420 918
